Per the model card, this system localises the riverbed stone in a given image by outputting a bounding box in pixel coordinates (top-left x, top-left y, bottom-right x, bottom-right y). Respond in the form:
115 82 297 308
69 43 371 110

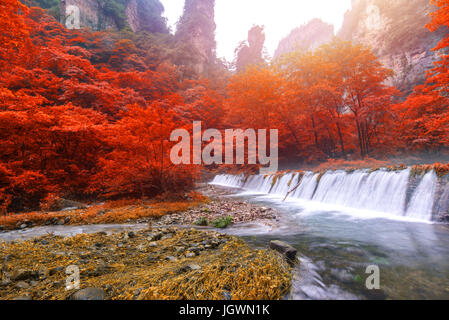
269 240 297 265
69 288 105 300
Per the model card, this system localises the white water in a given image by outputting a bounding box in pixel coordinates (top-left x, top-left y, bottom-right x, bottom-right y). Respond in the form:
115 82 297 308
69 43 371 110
211 169 444 222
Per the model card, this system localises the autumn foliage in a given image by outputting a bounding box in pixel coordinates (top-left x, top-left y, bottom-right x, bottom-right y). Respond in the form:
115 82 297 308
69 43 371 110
0 1 214 213
1 0 449 213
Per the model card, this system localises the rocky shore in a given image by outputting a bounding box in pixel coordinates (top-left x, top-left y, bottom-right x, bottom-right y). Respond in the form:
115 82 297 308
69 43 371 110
0 184 280 232
0 227 292 300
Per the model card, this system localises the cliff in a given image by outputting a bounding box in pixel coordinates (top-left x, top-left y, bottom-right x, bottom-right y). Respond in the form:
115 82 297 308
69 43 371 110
58 0 167 32
339 0 448 95
274 19 334 60
175 0 217 76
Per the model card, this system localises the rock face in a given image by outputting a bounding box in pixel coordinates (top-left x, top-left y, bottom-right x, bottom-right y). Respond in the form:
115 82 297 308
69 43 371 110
236 25 266 71
274 19 334 59
338 0 448 95
60 0 116 30
175 0 217 76
59 0 168 32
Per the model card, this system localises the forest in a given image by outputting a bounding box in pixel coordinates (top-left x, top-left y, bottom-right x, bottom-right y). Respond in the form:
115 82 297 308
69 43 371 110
0 0 448 214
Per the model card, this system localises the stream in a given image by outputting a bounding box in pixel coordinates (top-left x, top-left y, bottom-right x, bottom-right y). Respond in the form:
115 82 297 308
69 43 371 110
2 169 449 300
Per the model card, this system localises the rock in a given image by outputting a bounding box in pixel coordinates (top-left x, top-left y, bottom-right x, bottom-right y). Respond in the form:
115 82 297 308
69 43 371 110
165 256 177 262
148 232 163 241
269 240 297 265
189 246 203 253
15 281 30 289
185 253 196 258
187 264 201 271
49 266 63 275
11 269 38 281
19 224 28 229
69 288 106 300
145 255 157 263
222 291 232 300
0 279 11 287
13 296 32 300
128 231 136 238
148 241 158 247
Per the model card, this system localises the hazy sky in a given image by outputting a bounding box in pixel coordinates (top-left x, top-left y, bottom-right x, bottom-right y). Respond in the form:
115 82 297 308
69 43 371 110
160 0 353 61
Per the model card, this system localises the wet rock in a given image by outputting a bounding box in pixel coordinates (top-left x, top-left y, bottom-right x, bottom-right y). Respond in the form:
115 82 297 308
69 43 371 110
68 288 105 300
269 240 297 265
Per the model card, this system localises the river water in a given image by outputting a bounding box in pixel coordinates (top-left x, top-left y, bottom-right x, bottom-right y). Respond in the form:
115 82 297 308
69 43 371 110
210 171 449 300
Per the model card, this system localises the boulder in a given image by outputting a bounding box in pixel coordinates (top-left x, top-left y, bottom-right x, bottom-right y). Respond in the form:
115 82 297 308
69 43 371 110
68 288 105 300
269 240 297 265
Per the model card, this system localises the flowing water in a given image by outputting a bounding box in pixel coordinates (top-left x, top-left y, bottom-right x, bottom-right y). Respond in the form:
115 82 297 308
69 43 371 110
211 169 449 300
1 168 449 300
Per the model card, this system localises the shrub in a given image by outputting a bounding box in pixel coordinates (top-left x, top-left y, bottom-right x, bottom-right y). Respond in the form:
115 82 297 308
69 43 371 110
194 217 208 226
211 216 232 229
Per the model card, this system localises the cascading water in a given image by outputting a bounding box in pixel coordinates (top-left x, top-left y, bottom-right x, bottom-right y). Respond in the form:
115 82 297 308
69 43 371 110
405 171 438 221
211 168 445 222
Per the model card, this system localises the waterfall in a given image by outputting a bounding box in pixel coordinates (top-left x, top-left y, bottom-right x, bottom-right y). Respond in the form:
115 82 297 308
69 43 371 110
405 171 438 221
211 168 445 222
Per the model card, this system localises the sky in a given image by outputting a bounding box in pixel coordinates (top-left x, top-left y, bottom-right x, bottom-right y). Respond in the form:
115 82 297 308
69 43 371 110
160 0 353 61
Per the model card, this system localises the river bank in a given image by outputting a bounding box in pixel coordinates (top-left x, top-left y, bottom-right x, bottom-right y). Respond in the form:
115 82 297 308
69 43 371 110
0 186 280 232
0 227 292 300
